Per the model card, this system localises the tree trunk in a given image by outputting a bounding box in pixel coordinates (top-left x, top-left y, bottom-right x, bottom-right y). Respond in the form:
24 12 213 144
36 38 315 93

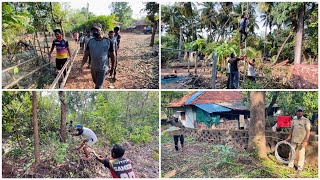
195 52 198 74
141 92 150 122
32 91 40 164
294 4 305 65
248 91 267 159
59 91 67 143
178 27 182 60
126 92 130 128
263 16 268 57
150 21 157 47
273 33 292 65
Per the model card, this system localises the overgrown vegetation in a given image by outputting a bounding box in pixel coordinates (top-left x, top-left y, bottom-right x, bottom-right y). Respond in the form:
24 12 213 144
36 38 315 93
161 140 317 178
161 2 318 89
2 91 159 178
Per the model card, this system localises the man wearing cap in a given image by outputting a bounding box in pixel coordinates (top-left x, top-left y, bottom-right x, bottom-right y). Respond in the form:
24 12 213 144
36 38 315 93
72 124 98 160
81 23 115 89
285 107 311 172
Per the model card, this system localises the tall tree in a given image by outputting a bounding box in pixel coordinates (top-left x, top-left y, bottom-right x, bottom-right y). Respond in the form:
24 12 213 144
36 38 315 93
248 91 267 159
110 2 133 28
294 4 305 64
144 2 159 47
272 2 310 64
32 91 40 164
59 91 67 142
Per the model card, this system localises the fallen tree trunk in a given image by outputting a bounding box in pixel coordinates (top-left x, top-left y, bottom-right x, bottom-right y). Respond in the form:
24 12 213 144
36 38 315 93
273 33 292 65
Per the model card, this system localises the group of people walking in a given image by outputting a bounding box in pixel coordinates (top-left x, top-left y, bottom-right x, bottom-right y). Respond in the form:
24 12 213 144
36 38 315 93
49 23 121 89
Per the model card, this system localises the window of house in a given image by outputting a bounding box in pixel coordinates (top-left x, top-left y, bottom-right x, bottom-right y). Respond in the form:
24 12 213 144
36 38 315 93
181 112 186 120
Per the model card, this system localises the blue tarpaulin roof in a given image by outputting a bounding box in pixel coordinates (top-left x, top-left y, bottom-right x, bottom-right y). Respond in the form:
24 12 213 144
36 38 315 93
216 102 248 111
186 91 203 105
194 104 231 113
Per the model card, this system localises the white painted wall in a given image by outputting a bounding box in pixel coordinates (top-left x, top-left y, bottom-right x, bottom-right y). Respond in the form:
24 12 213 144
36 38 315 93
172 106 195 128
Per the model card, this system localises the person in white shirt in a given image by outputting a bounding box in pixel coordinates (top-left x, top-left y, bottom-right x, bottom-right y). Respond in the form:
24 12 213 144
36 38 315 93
73 123 98 160
247 58 256 83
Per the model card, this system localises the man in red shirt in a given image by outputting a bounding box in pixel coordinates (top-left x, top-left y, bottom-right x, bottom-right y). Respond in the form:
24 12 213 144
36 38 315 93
95 144 135 178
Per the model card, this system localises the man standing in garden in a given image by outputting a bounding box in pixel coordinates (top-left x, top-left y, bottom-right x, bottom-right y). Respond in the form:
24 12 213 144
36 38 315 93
285 107 311 172
80 23 115 89
48 29 72 77
169 117 185 151
227 53 245 89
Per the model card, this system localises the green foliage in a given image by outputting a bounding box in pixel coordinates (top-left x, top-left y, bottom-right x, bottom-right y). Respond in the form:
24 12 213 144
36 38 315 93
74 14 117 33
161 133 172 144
129 126 152 144
3 91 159 159
54 143 69 164
110 2 133 28
153 152 159 160
161 2 318 64
211 145 236 168
2 2 32 51
13 67 19 75
143 2 159 24
268 92 318 118
162 34 179 48
155 38 159 45
161 34 180 62
6 148 24 158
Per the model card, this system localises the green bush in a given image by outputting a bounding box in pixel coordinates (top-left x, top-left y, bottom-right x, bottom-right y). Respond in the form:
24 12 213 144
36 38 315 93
153 152 159 160
105 124 128 144
54 143 69 164
155 38 159 45
129 126 152 144
211 145 236 168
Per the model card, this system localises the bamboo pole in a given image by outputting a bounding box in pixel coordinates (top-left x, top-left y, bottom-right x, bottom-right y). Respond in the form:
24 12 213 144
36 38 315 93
4 63 51 89
60 48 79 88
2 57 37 73
50 48 78 89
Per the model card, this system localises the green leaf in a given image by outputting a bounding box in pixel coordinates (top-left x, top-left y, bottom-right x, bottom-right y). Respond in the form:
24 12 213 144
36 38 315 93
13 67 19 75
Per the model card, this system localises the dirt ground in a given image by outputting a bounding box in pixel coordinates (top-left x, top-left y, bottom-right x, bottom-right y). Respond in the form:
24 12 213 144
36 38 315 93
160 61 309 89
161 138 317 178
64 32 159 89
2 139 159 178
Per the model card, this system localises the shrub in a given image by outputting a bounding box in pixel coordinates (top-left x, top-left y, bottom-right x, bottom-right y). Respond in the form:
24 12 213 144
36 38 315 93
129 126 152 144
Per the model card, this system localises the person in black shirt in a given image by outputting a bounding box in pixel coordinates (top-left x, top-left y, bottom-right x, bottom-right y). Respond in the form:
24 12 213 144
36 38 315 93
94 144 135 178
227 53 246 89
169 117 185 151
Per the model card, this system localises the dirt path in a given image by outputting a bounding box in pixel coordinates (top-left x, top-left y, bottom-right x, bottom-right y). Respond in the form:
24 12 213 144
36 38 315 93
64 32 159 89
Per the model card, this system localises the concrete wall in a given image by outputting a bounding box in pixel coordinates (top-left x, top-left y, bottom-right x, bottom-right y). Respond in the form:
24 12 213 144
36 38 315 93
172 107 195 128
179 128 318 165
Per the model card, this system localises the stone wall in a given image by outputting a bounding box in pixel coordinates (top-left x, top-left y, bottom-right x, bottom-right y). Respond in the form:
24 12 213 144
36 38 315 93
180 128 318 165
